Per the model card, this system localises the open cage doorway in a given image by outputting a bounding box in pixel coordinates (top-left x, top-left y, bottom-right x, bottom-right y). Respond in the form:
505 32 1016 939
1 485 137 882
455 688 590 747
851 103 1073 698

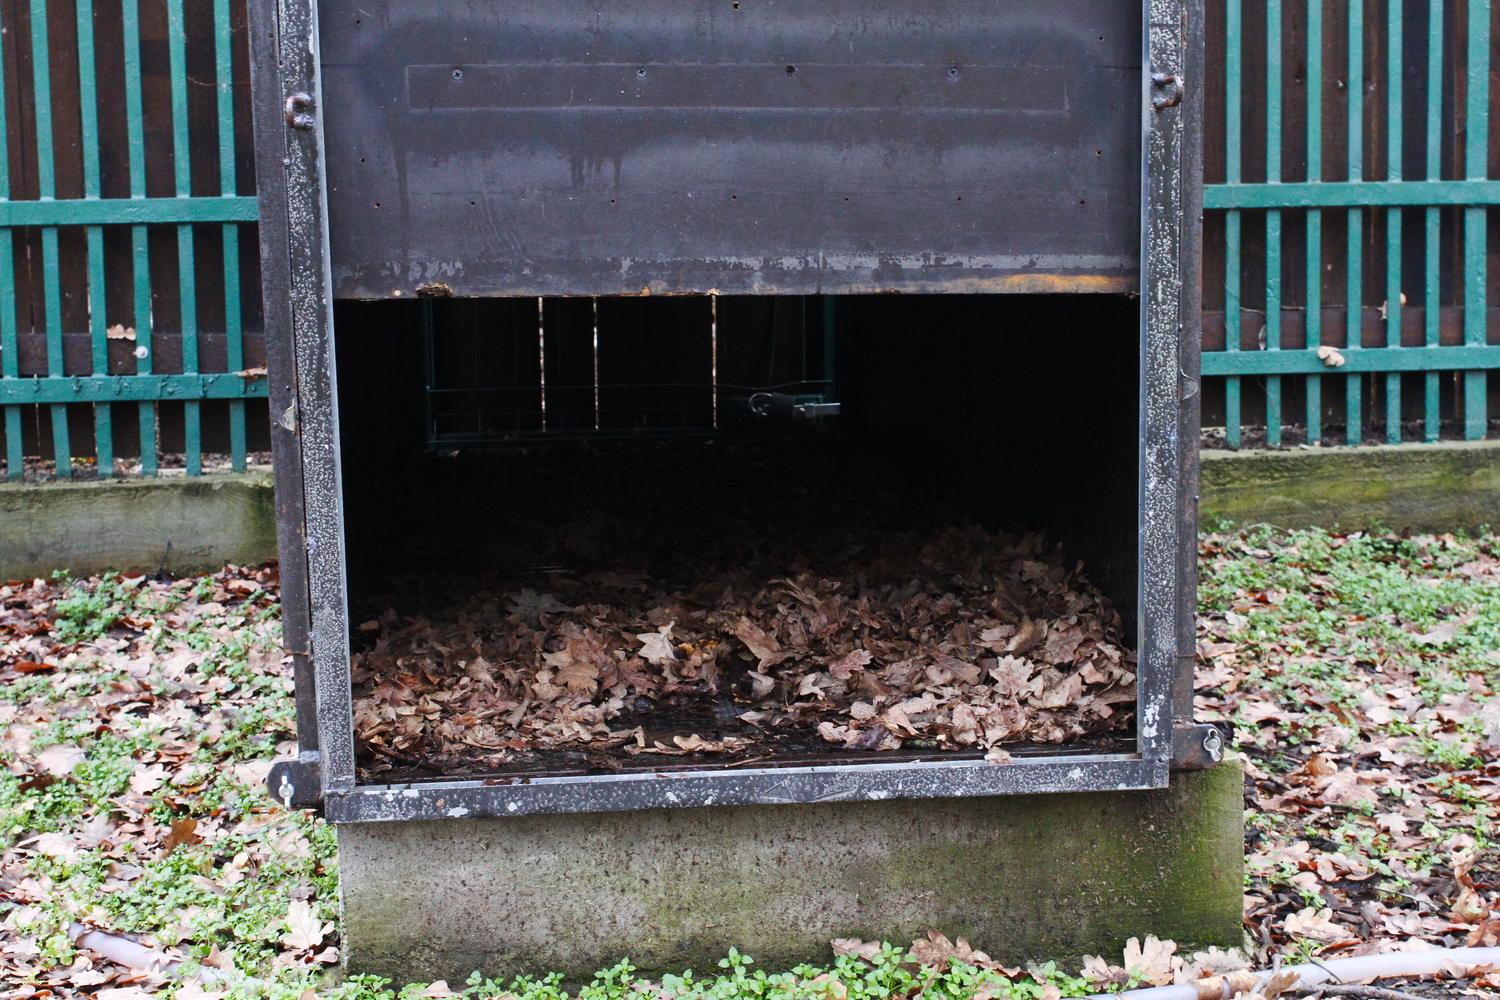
328 290 1178 808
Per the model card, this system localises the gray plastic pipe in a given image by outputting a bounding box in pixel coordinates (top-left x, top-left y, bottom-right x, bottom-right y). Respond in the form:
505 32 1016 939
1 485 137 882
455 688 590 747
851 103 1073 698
69 923 179 974
1091 947 1500 1000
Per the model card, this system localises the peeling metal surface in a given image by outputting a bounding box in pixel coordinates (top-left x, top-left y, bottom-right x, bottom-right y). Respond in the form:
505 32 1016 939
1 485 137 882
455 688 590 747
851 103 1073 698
316 0 1144 298
325 755 1164 823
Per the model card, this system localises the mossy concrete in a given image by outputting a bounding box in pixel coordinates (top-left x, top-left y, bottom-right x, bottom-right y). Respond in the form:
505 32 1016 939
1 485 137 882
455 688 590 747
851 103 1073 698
338 761 1244 985
1201 440 1500 533
0 472 277 579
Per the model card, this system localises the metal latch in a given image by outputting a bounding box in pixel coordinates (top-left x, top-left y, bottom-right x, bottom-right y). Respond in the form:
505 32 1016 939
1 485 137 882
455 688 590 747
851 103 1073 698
748 392 840 421
1171 722 1227 770
267 751 323 811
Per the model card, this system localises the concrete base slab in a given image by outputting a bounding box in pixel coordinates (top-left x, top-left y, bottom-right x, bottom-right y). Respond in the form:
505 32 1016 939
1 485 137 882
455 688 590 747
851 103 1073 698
1201 440 1500 534
339 763 1244 985
0 472 277 579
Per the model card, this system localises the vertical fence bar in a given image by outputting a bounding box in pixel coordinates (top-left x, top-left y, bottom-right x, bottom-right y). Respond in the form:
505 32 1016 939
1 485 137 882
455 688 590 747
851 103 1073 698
1306 0 1324 445
1385 0 1403 443
30 0 71 480
1347 0 1365 445
78 0 112 478
166 0 200 475
1225 0 1243 448
0 2 18 482
1424 0 1444 441
1464 0 1491 439
215 0 245 470
122 0 155 475
1265 0 1283 447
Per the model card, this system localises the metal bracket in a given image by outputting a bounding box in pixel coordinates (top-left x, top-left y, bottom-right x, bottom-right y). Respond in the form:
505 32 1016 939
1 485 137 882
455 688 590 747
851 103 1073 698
747 392 840 421
284 91 316 131
1151 72 1184 111
1170 722 1226 770
267 752 323 811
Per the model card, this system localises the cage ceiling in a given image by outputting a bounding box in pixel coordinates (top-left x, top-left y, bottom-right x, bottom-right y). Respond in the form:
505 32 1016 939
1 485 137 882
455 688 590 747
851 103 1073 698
249 0 1206 822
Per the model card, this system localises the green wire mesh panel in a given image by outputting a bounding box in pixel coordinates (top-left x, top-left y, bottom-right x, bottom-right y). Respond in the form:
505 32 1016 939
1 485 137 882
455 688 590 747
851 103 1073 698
1202 0 1498 449
0 0 267 482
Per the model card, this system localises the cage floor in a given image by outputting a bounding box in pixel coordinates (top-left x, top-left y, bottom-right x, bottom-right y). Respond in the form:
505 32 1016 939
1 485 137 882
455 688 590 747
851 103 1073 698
347 433 1138 783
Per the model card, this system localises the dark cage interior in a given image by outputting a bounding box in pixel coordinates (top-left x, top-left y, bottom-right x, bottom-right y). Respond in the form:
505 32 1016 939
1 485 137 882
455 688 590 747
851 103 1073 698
334 293 1142 784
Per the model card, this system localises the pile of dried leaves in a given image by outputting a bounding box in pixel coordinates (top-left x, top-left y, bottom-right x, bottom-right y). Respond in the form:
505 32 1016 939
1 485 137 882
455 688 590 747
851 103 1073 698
0 566 339 999
1197 528 1500 965
354 498 1135 777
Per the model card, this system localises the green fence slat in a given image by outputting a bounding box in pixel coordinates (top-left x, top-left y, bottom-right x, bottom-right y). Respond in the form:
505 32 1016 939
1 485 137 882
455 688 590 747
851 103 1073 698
29 0 54 198
133 225 156 475
1201 344 1500 375
87 225 112 476
180 224 200 475
1263 0 1281 447
1303 0 1323 444
1423 0 1443 442
214 0 246 472
1 231 15 481
1223 0 1242 449
224 225 246 470
1345 0 1363 446
1387 206 1403 442
77 0 100 197
0 374 269 403
0 197 258 227
1202 178 1500 208
214 0 236 195
123 0 146 198
1462 0 1492 440
42 228 69 479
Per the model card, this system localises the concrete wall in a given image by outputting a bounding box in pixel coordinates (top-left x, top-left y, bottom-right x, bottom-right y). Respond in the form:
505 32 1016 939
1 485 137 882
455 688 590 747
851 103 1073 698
1201 440 1500 534
338 763 1244 985
0 472 277 579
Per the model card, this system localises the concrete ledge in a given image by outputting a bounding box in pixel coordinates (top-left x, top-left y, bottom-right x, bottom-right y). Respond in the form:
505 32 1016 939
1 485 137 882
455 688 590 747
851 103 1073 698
0 471 277 579
339 763 1244 984
1201 440 1500 533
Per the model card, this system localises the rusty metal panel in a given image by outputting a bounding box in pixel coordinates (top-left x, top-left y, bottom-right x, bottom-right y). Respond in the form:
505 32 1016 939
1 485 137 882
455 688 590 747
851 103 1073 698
317 0 1143 297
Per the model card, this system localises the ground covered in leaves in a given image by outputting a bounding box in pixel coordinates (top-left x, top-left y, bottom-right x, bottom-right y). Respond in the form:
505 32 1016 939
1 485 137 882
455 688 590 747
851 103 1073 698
1196 528 1500 962
3 526 1500 1000
352 441 1135 780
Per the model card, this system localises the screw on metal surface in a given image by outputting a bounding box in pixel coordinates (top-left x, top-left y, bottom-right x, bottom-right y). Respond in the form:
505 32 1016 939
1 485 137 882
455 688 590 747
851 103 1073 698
636 67 647 78
452 69 463 80
1150 72 1183 111
285 91 316 130
948 66 959 77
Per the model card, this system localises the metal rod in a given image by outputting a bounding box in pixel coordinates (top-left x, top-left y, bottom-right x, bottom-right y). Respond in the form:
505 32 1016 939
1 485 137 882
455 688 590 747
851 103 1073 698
1384 0 1403 443
1225 0 1243 449
214 0 245 470
711 293 719 429
592 296 600 431
537 296 546 430
1305 0 1323 445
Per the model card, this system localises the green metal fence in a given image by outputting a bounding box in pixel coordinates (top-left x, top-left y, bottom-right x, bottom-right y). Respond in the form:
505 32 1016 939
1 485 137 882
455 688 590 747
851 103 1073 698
1203 0 1500 448
0 0 266 482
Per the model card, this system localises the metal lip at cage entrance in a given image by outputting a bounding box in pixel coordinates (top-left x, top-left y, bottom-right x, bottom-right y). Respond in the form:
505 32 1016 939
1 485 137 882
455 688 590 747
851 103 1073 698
248 0 1205 820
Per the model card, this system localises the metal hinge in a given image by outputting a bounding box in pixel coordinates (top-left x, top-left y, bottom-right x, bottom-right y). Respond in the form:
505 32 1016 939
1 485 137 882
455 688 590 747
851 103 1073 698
284 91 316 131
1151 72 1184 111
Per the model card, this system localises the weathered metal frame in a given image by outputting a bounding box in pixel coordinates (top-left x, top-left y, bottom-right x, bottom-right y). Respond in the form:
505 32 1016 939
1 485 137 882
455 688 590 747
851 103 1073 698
250 0 1202 822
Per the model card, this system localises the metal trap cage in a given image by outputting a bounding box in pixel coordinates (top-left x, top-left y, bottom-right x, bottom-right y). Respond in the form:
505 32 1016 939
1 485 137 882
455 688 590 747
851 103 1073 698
250 0 1210 823
421 295 836 447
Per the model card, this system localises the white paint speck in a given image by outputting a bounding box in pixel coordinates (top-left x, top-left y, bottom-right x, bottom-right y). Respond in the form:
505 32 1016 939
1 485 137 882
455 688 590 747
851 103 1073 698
1068 767 1084 779
666 791 680 803
447 807 470 818
506 801 519 812
867 790 889 800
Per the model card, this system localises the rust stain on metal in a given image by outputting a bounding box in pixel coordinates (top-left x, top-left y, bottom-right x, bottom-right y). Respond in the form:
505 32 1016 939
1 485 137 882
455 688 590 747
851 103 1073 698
415 282 454 297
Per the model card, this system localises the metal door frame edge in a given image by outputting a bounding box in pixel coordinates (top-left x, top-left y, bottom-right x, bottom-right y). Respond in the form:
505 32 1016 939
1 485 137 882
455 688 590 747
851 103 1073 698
249 0 1200 819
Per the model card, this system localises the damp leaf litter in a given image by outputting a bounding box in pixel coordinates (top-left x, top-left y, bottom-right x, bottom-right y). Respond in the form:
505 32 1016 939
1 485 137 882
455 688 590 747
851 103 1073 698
0 526 1497 998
